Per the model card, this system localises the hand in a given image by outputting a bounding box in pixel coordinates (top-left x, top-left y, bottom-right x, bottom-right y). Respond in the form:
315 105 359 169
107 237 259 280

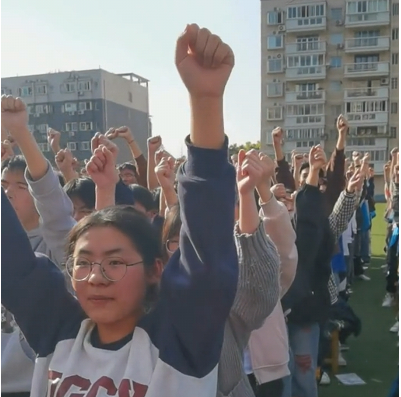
347 169 364 193
175 24 235 98
1 140 14 162
293 153 304 169
47 128 61 151
91 133 119 160
384 161 391 174
391 147 399 158
309 145 326 171
336 114 348 136
352 151 361 161
155 155 176 189
236 149 264 195
105 126 134 142
272 127 283 145
270 183 287 199
55 149 78 173
86 145 119 189
361 152 370 164
147 136 162 154
258 152 275 182
1 96 29 138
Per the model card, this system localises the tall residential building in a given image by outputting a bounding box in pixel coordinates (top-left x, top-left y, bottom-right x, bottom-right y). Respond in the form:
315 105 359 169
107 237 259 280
261 0 399 195
1 69 151 164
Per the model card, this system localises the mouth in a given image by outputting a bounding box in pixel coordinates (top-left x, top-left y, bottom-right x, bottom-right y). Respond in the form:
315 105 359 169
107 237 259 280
88 296 114 305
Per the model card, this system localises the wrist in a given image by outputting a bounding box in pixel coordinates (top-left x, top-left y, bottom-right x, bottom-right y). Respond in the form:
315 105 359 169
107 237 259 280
239 189 255 201
256 183 273 202
12 127 34 144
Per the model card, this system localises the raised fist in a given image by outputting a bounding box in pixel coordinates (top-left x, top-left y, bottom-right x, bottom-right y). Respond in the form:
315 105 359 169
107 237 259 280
91 133 119 160
337 114 348 136
347 169 364 193
309 145 327 171
236 149 264 195
147 136 162 153
1 140 14 162
55 149 78 173
272 127 283 145
105 126 134 142
47 128 61 151
1 96 28 137
86 145 119 189
258 152 275 181
270 183 287 199
155 155 176 189
175 24 235 98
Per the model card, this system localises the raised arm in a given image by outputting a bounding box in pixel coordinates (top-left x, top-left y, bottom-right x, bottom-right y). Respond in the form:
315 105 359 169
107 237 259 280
158 25 238 373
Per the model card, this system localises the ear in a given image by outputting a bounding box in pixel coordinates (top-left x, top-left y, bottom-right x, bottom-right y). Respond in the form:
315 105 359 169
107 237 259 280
146 259 163 285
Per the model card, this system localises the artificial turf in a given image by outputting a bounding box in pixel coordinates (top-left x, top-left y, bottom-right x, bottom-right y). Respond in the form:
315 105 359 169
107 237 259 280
320 203 399 397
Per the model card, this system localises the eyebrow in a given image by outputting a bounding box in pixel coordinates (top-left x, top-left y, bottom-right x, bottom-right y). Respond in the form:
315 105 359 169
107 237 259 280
77 248 125 257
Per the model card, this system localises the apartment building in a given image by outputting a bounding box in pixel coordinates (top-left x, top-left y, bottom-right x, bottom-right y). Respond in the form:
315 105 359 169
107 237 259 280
261 0 399 195
1 69 151 164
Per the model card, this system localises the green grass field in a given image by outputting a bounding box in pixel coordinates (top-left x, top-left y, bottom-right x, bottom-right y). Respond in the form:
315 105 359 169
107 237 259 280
320 203 399 397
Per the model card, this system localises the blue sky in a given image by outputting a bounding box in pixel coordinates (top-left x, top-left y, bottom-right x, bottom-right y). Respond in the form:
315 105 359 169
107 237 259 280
1 0 261 156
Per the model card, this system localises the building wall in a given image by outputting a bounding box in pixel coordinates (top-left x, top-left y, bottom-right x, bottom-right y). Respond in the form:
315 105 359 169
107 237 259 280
1 69 150 165
260 0 399 181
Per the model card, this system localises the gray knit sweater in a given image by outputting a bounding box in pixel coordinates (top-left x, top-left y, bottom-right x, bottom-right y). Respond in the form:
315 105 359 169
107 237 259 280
217 220 281 397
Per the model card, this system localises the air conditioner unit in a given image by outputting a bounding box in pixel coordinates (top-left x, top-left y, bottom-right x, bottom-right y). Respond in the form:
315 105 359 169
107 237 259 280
380 78 389 85
78 110 84 115
78 91 84 96
337 44 344 49
278 25 285 31
276 54 282 59
335 20 344 26
69 131 75 137
69 111 76 115
268 55 272 59
34 113 40 117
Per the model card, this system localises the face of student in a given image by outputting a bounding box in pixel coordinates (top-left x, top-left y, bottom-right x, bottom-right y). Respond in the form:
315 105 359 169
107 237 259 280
120 169 137 186
1 169 39 230
132 202 157 220
72 226 154 332
299 167 309 187
70 196 94 222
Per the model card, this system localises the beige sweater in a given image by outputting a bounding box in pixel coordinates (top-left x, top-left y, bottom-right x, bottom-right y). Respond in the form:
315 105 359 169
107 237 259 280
248 197 298 385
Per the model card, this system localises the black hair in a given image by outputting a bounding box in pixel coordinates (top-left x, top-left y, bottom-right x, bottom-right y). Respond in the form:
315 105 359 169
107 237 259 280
128 184 158 212
118 162 137 174
68 205 161 312
54 170 66 187
64 177 96 210
299 162 325 178
1 155 27 173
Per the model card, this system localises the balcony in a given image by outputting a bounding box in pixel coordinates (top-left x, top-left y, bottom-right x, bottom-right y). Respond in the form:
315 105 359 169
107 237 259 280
345 36 390 53
345 10 390 28
286 90 326 103
286 66 326 81
284 115 325 127
285 41 326 54
346 112 388 125
286 17 327 32
344 87 389 100
349 125 391 137
344 62 389 78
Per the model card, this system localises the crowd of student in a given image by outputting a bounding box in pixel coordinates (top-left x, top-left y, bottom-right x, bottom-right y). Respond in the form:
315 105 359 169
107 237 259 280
1 24 399 397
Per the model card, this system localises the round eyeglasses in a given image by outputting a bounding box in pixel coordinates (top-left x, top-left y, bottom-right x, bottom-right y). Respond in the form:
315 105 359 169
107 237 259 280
66 257 143 282
166 239 179 254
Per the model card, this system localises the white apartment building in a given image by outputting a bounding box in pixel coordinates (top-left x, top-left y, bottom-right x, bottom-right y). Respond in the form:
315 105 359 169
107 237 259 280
261 0 399 194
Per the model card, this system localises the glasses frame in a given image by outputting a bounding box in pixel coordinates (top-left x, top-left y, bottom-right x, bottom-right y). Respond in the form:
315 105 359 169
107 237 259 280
65 257 144 282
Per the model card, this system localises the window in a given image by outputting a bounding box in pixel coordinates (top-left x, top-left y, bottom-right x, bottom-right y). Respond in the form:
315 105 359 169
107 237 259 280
1 88 12 95
67 142 77 151
391 102 398 113
38 143 50 152
330 81 342 91
286 128 323 140
267 82 283 97
267 11 283 24
267 59 283 73
287 4 326 22
128 92 133 102
330 56 342 67
296 83 317 92
287 54 325 67
296 140 320 148
36 84 47 95
349 125 387 136
63 82 76 93
295 36 320 51
346 100 387 113
80 141 90 151
330 33 344 45
267 35 283 49
79 122 93 131
392 53 399 64
65 122 78 132
347 0 389 14
349 138 375 146
34 104 53 114
78 101 92 111
392 28 399 40
37 124 48 133
78 81 91 91
18 86 33 97
267 107 283 120
287 104 325 115
393 2 399 15
331 7 343 19
63 103 77 113
390 127 397 138
392 78 398 89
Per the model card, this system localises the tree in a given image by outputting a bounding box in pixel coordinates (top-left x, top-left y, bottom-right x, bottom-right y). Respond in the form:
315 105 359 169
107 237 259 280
229 141 261 156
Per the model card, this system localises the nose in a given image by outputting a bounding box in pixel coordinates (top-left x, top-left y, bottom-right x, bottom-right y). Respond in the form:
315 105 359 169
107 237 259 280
87 264 109 285
4 185 15 200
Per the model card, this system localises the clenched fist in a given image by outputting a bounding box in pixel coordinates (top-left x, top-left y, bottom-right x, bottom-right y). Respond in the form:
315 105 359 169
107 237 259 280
175 24 235 98
1 96 28 138
309 145 326 171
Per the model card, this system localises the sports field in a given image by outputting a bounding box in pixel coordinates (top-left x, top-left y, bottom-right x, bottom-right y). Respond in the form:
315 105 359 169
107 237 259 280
320 203 399 397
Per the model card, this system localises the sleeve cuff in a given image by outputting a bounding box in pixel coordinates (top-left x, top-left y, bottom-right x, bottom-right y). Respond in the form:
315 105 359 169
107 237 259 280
25 161 58 197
